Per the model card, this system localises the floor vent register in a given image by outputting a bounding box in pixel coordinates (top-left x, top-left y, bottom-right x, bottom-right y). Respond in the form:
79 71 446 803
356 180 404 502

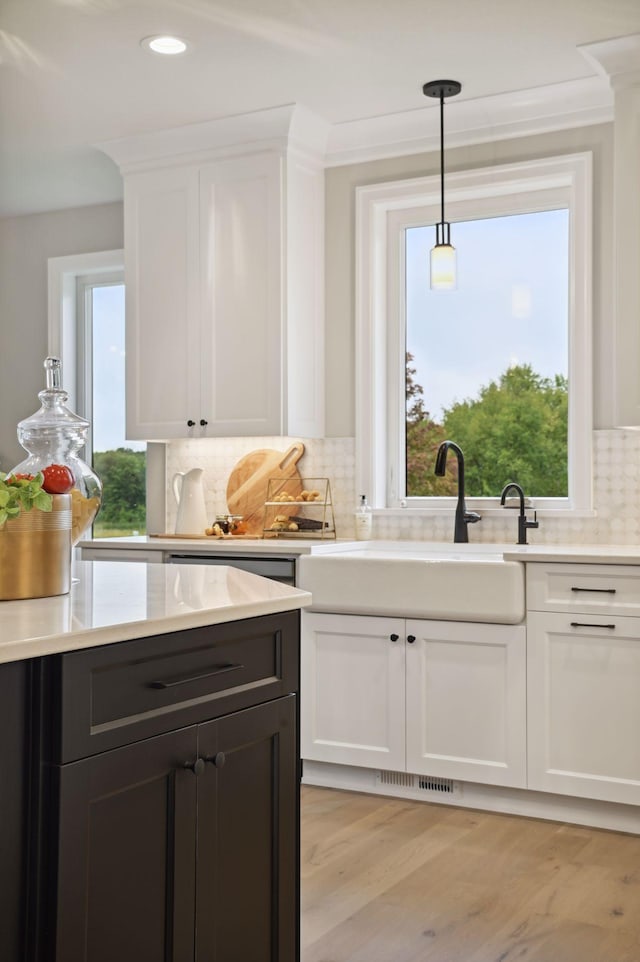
376 770 462 798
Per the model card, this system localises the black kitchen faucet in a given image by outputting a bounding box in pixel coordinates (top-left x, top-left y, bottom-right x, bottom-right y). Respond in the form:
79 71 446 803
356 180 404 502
434 440 481 543
500 481 539 545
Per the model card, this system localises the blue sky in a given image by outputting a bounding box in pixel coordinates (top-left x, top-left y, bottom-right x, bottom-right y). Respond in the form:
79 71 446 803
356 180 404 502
91 284 145 453
406 209 569 420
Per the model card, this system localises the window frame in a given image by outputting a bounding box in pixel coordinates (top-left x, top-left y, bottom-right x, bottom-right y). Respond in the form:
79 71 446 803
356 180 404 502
48 250 165 539
355 152 593 518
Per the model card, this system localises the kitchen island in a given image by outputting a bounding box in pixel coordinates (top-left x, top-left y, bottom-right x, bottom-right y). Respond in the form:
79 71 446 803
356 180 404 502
0 560 311 962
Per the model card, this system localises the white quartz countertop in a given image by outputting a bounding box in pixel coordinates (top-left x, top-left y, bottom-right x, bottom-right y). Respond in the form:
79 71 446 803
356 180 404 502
502 544 640 564
0 561 311 665
78 536 640 565
79 535 358 556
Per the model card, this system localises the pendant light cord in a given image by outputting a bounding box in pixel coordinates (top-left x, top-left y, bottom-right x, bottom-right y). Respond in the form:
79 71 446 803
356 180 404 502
439 92 445 228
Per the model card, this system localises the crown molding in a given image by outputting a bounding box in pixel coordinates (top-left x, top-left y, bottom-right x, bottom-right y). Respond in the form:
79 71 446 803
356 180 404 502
97 103 330 172
98 74 615 175
579 33 640 89
325 76 612 167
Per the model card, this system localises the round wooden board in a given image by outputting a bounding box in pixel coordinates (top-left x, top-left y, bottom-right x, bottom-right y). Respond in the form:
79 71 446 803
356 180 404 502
226 442 305 536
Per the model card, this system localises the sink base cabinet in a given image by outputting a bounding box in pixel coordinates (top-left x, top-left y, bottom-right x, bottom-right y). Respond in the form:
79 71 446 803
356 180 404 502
5 610 301 962
301 612 527 789
405 619 526 788
301 614 406 770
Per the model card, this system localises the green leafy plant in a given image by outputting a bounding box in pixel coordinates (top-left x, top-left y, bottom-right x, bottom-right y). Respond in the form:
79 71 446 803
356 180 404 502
0 472 53 526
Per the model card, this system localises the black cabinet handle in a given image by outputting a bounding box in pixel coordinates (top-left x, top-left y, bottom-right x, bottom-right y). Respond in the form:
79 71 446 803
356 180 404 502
570 622 616 630
149 663 244 689
407 635 416 644
184 758 205 776
199 419 208 427
390 633 399 642
207 752 226 768
571 586 616 594
187 419 196 427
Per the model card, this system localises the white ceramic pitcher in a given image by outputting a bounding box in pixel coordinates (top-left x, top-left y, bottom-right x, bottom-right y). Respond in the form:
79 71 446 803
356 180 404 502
173 468 208 535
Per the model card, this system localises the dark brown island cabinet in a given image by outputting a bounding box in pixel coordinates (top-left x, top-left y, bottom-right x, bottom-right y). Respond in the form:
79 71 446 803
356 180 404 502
0 609 301 962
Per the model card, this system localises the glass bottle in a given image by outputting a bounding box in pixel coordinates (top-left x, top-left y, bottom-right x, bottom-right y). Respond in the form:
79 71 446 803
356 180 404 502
354 494 373 540
11 357 102 544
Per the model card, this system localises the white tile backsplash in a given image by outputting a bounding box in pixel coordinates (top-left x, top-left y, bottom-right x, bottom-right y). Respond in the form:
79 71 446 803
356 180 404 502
165 429 636 545
165 437 356 538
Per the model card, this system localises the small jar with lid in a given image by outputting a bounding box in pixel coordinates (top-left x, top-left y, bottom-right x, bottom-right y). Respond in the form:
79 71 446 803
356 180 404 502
10 357 102 544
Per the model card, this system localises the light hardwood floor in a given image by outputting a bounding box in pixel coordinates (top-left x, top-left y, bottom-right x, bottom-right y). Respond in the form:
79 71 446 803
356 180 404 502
300 785 640 962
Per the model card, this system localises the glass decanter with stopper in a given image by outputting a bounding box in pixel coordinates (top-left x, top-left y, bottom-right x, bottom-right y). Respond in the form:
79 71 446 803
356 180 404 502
11 357 102 544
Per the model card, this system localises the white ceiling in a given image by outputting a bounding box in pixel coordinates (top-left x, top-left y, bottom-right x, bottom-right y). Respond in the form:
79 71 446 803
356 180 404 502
2 0 640 218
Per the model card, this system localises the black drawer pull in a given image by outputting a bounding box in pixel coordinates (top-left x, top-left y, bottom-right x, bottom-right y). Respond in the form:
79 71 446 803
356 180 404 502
407 635 416 644
570 622 616 630
571 587 616 594
390 633 399 642
184 757 206 776
207 752 226 768
149 662 244 689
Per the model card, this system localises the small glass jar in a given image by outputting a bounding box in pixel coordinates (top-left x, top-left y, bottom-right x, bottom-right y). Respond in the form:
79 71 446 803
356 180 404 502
10 357 102 545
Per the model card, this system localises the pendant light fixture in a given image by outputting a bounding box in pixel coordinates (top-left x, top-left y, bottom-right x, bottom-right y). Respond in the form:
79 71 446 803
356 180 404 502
423 79 461 290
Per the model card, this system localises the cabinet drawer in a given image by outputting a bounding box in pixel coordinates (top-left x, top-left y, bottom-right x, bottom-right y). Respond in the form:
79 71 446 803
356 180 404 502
48 610 299 763
527 563 640 616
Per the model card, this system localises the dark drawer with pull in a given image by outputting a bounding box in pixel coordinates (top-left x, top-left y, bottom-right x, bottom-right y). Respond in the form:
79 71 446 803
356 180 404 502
45 610 299 763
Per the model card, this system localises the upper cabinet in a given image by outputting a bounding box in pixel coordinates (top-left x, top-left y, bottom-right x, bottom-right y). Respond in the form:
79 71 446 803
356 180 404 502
581 36 640 428
100 105 327 440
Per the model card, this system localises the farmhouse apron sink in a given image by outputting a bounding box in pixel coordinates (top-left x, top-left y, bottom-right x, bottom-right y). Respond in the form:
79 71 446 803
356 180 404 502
298 541 525 624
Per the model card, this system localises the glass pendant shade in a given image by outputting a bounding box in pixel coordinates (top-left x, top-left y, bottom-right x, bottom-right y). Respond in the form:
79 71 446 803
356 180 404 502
430 242 457 290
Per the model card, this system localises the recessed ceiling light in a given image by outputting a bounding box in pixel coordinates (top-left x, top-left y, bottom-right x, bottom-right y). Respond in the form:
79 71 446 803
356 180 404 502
141 35 189 56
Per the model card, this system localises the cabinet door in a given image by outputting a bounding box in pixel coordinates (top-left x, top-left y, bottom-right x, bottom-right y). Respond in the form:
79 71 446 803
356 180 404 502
196 695 298 962
301 612 406 770
528 611 640 805
50 726 198 962
125 165 201 439
405 619 527 788
199 152 283 436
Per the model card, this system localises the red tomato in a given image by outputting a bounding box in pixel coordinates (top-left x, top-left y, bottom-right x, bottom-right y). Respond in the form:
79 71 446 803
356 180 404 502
42 463 75 494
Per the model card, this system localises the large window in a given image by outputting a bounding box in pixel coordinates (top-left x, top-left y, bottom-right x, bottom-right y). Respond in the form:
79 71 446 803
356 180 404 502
356 153 592 516
48 251 147 538
405 209 569 499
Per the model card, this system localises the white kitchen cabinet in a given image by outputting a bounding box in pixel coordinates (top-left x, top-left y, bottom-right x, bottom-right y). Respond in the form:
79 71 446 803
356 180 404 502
124 165 201 439
103 106 326 441
301 613 406 770
405 619 526 788
301 611 527 788
527 562 640 807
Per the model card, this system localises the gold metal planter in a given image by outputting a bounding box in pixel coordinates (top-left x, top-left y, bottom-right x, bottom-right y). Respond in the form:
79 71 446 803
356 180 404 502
0 494 72 601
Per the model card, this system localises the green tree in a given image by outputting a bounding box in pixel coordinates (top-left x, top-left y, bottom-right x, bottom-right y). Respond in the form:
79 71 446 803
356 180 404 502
93 448 146 532
442 364 568 497
406 353 454 496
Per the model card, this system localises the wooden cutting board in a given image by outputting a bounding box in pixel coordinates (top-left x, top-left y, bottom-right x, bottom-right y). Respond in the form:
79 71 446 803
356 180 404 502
226 442 305 536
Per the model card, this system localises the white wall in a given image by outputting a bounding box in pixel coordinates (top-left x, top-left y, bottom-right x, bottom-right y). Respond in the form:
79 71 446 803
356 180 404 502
0 202 123 470
324 123 613 436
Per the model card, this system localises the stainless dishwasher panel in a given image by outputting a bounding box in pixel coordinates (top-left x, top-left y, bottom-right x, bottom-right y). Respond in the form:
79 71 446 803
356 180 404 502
166 554 297 585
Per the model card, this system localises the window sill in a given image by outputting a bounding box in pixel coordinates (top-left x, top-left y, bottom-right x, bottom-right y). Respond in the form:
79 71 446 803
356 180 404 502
376 505 597 521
